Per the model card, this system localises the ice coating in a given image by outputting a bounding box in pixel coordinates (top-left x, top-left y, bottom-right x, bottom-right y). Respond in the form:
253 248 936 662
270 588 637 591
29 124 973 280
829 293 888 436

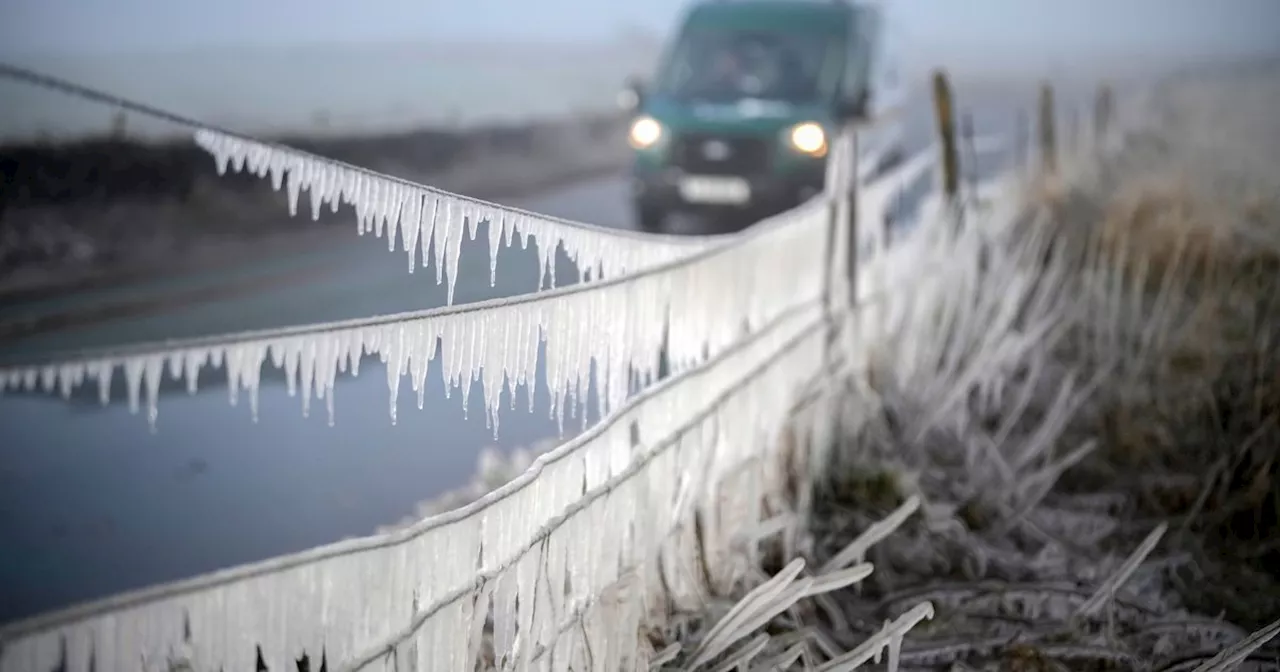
0 198 831 432
191 129 722 302
0 114 1001 671
0 296 832 672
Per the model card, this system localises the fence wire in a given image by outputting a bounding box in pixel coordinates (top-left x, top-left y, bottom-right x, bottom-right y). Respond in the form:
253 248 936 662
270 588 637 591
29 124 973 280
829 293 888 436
0 60 1106 672
0 297 824 646
0 194 816 372
0 62 710 244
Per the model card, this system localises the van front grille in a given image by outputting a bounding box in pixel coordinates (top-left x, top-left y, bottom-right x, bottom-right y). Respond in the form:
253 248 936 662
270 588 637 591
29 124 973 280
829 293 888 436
669 134 772 174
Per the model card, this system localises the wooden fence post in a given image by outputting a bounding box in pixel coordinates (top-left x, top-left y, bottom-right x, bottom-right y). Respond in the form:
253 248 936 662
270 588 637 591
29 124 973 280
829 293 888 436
1094 82 1114 149
110 109 128 140
1038 81 1057 175
931 69 959 201
1066 107 1079 157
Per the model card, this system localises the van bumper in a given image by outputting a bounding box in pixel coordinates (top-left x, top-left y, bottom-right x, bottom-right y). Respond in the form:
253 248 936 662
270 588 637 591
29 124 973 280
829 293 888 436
630 166 827 215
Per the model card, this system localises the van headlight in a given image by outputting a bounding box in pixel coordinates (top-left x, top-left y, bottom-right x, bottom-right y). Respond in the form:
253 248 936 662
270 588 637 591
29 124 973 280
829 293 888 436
628 116 663 149
787 122 827 156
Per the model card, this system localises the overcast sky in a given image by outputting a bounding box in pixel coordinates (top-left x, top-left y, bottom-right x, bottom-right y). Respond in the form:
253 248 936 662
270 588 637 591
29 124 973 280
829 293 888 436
3 0 1277 66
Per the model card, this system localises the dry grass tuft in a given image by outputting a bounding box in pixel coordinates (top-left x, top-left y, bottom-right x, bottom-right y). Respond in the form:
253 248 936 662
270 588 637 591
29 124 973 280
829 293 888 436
1099 173 1228 287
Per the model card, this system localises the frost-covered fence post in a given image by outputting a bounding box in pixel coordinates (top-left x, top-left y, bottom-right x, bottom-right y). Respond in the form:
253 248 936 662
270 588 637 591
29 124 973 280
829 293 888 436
1038 81 1058 175
839 125 859 308
1014 108 1029 175
960 110 979 202
820 122 859 341
931 69 960 202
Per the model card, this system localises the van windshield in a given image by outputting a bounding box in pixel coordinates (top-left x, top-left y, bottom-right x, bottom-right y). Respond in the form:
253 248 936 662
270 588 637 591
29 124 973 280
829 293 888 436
654 27 844 105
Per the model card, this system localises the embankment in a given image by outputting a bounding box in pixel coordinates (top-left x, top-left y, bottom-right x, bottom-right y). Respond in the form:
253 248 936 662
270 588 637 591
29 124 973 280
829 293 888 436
0 113 631 299
651 63 1280 668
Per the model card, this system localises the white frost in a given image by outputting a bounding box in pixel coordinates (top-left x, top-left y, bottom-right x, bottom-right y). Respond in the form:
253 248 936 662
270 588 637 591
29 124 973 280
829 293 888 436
0 295 828 672
0 102 1035 672
192 129 721 303
0 198 830 433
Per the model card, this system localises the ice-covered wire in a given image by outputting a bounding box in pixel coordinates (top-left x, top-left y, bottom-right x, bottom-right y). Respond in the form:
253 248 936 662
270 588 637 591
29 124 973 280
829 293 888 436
0 62 709 245
0 190 834 438
0 297 823 644
0 191 818 373
339 305 830 672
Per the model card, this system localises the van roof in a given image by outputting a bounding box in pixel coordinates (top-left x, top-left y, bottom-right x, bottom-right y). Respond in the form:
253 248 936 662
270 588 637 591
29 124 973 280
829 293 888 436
682 0 856 34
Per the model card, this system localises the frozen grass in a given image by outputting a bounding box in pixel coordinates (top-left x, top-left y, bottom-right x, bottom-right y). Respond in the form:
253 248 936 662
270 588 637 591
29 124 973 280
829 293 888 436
364 67 1280 670
630 69 1280 670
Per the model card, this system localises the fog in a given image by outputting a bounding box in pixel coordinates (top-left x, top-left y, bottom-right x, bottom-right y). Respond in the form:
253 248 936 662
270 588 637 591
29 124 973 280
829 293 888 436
0 43 658 140
1 0 1276 139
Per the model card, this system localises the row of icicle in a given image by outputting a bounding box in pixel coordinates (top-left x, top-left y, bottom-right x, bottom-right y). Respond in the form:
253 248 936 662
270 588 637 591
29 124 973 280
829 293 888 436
0 198 830 432
0 301 840 672
0 116 941 672
193 129 723 303
0 124 949 433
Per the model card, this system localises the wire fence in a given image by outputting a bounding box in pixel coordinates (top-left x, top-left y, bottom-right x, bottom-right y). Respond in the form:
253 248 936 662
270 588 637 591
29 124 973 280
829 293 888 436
0 63 1135 671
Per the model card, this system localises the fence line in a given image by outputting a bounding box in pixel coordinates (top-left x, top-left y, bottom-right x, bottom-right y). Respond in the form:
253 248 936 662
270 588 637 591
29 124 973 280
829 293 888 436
342 305 830 672
0 63 725 305
0 67 1135 671
0 63 666 242
0 174 822 372
0 194 830 432
0 299 829 670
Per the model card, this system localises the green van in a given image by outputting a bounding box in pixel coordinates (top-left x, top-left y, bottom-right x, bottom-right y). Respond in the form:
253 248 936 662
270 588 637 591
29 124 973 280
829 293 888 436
622 0 904 232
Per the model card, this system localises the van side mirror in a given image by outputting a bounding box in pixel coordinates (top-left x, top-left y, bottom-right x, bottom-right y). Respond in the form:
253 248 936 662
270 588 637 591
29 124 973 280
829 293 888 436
834 91 869 123
618 75 646 112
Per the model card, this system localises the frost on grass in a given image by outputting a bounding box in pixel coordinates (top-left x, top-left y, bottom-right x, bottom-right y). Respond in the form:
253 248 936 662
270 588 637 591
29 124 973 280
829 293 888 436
636 495 935 672
192 129 720 302
0 198 828 433
629 67 1280 672
6 69 1279 672
785 66 1280 669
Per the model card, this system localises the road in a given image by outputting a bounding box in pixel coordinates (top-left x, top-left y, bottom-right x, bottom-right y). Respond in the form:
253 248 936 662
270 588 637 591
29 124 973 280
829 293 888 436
0 82 1076 624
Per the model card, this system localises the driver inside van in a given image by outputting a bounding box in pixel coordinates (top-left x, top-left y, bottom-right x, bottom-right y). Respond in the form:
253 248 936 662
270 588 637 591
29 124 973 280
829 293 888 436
670 30 827 104
705 38 775 97
705 44 747 93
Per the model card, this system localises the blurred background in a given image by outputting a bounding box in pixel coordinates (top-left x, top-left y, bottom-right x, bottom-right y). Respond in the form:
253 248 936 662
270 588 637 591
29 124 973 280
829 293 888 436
3 0 1276 140
1 0 1277 625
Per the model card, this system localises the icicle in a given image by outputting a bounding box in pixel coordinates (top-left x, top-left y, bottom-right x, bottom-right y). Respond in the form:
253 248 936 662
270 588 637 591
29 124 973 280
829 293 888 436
386 325 405 425
3 284 832 672
464 203 480 242
400 189 423 274
38 366 55 393
0 191 831 437
123 358 144 415
143 356 163 432
443 200 466 305
192 130 724 302
488 211 504 286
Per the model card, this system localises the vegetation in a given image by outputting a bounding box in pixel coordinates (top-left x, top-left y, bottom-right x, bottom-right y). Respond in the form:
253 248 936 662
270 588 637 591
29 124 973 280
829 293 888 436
633 69 1280 670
